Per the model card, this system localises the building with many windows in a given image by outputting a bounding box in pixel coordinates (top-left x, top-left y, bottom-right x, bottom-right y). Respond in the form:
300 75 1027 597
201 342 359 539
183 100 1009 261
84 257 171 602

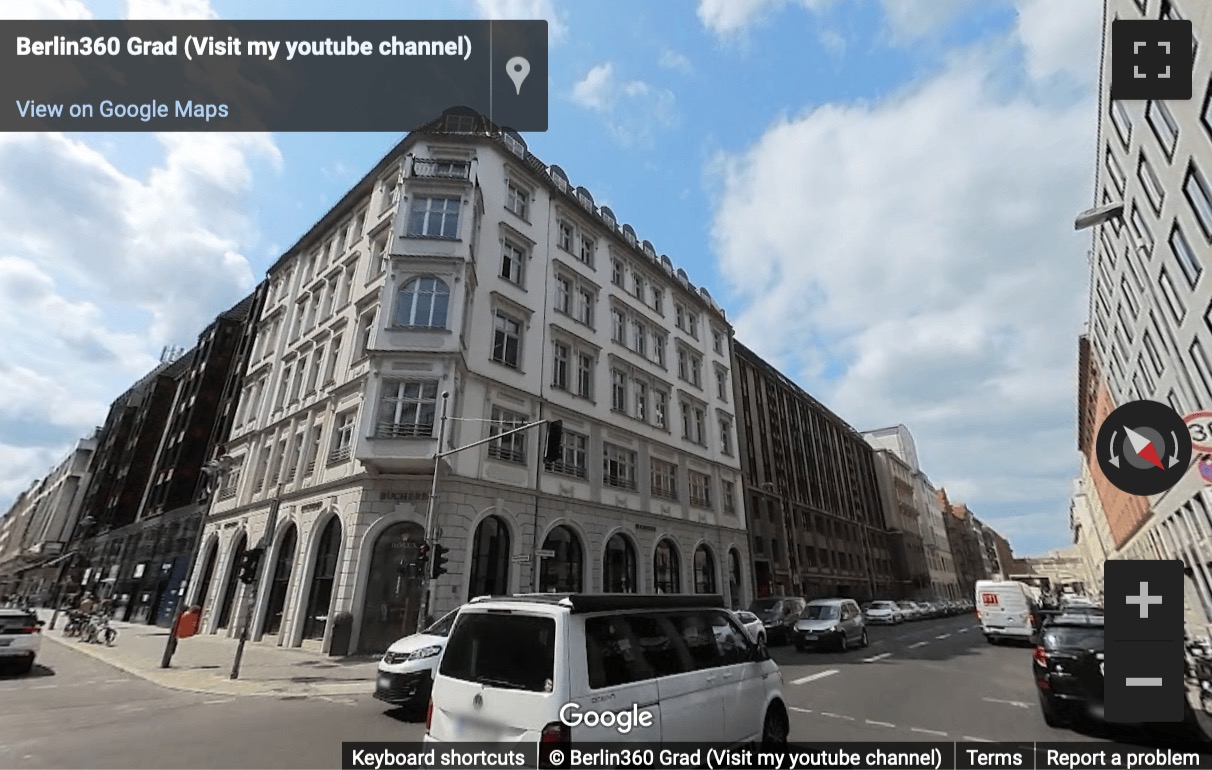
194 110 752 655
1077 0 1212 629
732 342 893 602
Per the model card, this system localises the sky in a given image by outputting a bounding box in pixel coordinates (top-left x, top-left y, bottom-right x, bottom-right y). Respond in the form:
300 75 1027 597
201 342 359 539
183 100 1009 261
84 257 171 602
0 0 1104 556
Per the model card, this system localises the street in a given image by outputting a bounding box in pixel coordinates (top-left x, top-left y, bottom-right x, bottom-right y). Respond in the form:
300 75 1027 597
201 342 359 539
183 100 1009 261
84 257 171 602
0 615 1202 769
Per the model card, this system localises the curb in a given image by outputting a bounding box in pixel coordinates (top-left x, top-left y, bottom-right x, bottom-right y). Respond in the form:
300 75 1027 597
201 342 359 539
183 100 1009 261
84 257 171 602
43 631 374 699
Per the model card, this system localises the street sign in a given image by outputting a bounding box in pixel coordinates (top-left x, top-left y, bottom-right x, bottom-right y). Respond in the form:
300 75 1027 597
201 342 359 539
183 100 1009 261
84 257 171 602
1183 410 1212 453
512 554 531 564
535 549 555 558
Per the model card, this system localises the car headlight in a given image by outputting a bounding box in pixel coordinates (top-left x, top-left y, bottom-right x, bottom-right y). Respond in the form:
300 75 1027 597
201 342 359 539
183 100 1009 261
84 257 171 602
408 645 443 660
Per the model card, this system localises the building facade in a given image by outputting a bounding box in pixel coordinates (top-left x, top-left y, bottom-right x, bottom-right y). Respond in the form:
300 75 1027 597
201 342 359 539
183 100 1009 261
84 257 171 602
731 342 893 602
870 449 930 600
1079 0 1212 630
864 425 960 599
193 111 752 656
937 489 991 599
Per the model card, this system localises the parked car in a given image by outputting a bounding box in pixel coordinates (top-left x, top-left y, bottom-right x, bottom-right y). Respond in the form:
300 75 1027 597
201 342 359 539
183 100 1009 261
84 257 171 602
863 600 903 625
0 608 42 674
897 601 921 621
794 598 868 652
748 596 806 645
1031 611 1105 727
375 608 460 708
424 593 789 746
733 610 766 645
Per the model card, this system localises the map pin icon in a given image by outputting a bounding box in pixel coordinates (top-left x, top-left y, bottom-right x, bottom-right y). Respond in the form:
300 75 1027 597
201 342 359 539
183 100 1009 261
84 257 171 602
506 57 531 95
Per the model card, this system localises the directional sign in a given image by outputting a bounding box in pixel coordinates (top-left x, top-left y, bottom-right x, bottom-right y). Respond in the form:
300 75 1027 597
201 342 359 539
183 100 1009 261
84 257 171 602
1184 410 1212 453
512 554 531 564
535 549 556 558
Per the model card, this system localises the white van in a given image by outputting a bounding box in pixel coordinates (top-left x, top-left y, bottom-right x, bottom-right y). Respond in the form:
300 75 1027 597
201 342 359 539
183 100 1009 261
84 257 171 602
976 580 1037 643
424 594 788 747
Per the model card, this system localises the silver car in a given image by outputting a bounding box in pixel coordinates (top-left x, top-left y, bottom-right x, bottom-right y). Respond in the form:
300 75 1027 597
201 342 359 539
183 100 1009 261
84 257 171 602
732 610 767 645
794 598 868 652
864 600 903 625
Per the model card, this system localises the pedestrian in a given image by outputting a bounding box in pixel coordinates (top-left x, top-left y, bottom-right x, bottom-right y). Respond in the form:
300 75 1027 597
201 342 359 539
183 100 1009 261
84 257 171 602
77 594 95 615
98 595 113 617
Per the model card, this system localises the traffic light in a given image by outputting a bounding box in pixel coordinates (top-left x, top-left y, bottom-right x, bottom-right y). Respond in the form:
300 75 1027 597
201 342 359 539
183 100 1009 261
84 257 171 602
237 548 263 584
543 420 564 464
430 544 449 580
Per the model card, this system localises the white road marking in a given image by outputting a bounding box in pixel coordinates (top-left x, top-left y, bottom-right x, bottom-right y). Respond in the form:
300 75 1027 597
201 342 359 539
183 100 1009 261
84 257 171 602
862 653 892 663
821 712 855 721
909 641 929 648
872 640 885 645
102 678 130 684
791 669 839 685
957 628 970 634
963 736 994 743
982 697 1031 709
789 707 813 714
911 727 948 736
866 719 897 728
935 633 951 639
30 684 57 690
203 698 233 705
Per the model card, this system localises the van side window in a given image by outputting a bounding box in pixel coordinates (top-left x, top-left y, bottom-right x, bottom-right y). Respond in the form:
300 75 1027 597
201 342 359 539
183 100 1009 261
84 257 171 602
585 616 658 688
709 611 751 665
624 613 686 679
668 611 724 671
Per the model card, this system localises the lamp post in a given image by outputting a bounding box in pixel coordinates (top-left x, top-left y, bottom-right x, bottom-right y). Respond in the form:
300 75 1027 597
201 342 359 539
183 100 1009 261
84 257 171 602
161 454 234 668
417 392 450 632
47 515 95 630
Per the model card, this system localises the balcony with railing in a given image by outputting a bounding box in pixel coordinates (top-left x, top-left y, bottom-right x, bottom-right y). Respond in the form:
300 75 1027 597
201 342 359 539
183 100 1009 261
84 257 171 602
604 474 637 492
328 446 352 465
375 421 434 439
487 443 525 464
411 158 471 180
545 460 586 479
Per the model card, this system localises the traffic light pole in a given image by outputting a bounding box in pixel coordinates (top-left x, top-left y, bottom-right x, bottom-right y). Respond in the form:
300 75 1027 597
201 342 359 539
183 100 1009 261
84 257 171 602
231 492 280 680
415 394 561 631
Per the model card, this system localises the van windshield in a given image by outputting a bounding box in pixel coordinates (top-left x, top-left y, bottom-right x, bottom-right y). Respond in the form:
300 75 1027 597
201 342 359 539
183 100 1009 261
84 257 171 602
438 612 555 692
803 605 840 621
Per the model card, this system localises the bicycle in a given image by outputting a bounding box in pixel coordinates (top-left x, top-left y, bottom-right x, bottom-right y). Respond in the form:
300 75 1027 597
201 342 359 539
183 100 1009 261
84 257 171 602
63 610 87 638
83 613 117 646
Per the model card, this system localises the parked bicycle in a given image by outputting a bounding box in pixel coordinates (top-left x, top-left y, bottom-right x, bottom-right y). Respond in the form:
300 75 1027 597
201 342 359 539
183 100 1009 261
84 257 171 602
82 613 117 646
63 610 88 638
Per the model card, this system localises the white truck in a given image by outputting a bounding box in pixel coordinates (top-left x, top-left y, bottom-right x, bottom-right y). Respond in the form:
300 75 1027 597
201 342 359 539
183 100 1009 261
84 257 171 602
975 580 1038 644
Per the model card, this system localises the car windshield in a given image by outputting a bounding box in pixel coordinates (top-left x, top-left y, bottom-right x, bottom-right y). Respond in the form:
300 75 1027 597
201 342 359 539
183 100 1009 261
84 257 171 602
898 602 914 608
803 605 840 620
1044 626 1104 651
750 598 781 611
438 612 555 692
422 608 459 637
736 612 757 623
870 602 895 610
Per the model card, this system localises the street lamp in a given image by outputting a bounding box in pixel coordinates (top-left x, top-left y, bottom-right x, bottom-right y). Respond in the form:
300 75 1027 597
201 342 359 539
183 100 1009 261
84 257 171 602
1074 202 1124 231
47 514 97 630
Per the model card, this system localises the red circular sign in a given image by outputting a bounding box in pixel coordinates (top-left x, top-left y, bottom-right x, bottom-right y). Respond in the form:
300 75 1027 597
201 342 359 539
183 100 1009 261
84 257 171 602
1184 410 1212 453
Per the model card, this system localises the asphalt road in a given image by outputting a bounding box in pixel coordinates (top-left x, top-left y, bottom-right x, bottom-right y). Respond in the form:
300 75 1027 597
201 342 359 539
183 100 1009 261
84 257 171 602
0 615 1205 769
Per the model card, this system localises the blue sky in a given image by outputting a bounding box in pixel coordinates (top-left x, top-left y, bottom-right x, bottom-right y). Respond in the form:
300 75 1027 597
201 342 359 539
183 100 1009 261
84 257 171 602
0 0 1104 556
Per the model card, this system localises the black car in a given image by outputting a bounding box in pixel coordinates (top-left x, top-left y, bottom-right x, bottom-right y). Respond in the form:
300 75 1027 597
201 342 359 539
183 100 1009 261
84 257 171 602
1031 611 1104 727
748 596 806 645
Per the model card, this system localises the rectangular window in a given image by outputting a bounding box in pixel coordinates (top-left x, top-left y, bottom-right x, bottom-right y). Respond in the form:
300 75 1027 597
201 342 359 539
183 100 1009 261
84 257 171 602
1192 340 1212 400
558 221 574 252
552 342 570 390
689 471 712 509
611 258 624 287
555 276 571 314
716 368 728 401
579 235 595 266
722 481 736 515
1130 204 1155 255
325 336 342 384
487 406 528 464
634 380 648 422
323 276 338 319
653 332 666 367
1121 279 1139 318
719 416 733 455
686 312 699 339
492 312 522 368
681 401 691 439
406 196 460 238
632 273 645 302
712 329 724 355
505 181 529 220
1111 100 1132 147
693 407 705 444
1106 148 1126 195
1146 100 1179 159
1171 224 1202 286
1117 303 1135 343
330 411 355 462
654 389 668 430
500 241 525 285
576 288 594 326
675 304 685 331
652 288 664 315
611 368 628 411
690 355 702 387
651 459 678 500
603 444 637 490
1137 357 1156 395
547 430 587 478
376 379 438 438
678 349 688 381
1185 164 1212 240
290 363 305 403
1139 153 1165 213
1159 269 1186 321
1143 331 1164 375
576 353 594 398
357 310 376 358
611 308 626 344
632 320 647 357
306 345 324 392
369 234 388 279
380 175 399 213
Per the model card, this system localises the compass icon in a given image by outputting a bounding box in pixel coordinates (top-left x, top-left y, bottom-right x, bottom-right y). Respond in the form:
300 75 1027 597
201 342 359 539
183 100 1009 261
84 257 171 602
1096 400 1192 496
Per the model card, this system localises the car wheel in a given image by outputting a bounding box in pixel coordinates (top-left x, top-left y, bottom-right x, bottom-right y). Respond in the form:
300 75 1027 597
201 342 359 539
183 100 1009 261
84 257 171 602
1038 693 1067 728
761 703 789 749
860 629 869 648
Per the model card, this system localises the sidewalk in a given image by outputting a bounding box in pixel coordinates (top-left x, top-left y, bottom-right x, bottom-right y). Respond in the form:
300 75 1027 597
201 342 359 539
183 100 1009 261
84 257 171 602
35 609 381 699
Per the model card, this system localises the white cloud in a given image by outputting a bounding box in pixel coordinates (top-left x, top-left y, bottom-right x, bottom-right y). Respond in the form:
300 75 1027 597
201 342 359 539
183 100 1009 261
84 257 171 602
125 0 218 18
819 28 846 56
659 50 694 74
1015 0 1101 86
879 0 972 42
571 63 678 147
697 0 830 38
0 444 65 506
1 0 91 19
473 0 568 43
709 31 1098 550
